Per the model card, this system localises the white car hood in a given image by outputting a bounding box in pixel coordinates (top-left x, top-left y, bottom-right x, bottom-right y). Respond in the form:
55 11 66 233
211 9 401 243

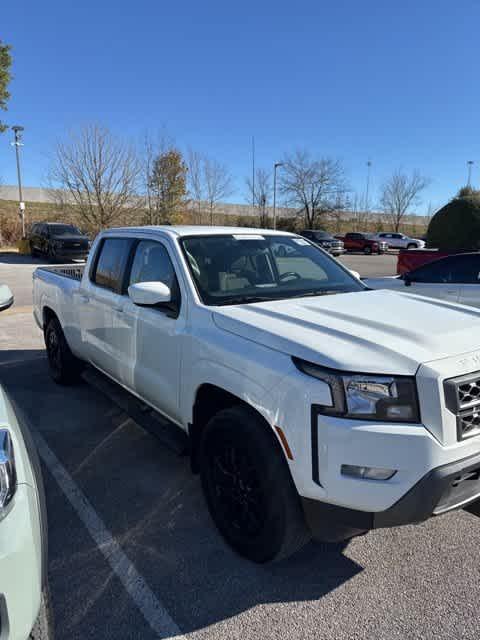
212 289 480 375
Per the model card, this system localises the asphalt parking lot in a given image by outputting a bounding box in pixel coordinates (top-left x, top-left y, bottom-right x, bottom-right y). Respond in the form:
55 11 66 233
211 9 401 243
2 251 480 640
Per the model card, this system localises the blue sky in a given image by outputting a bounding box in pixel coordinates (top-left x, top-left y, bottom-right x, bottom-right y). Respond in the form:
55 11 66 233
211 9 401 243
1 0 479 214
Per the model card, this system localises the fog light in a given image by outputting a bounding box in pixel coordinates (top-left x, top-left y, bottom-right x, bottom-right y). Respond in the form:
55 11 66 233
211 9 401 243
341 464 396 481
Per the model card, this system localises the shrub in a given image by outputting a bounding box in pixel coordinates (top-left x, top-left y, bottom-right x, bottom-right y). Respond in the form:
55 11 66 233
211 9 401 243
427 193 480 250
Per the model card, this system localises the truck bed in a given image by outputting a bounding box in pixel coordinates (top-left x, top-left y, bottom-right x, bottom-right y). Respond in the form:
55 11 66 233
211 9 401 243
35 264 85 281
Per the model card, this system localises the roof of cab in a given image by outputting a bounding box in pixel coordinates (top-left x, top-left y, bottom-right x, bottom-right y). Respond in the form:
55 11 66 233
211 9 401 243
104 225 296 238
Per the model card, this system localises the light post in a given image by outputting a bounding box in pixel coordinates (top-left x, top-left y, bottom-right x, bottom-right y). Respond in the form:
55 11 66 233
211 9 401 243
272 162 284 230
11 125 26 238
365 160 372 212
467 160 474 187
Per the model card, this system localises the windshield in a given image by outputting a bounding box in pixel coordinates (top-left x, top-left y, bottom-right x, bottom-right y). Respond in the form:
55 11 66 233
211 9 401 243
181 234 365 305
312 231 333 240
48 224 81 235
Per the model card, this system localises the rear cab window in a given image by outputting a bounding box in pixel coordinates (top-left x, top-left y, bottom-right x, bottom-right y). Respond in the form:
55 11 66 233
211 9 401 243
91 237 132 293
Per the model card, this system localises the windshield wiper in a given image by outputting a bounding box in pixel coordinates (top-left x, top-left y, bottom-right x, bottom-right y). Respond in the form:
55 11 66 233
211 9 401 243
216 295 274 306
289 290 344 299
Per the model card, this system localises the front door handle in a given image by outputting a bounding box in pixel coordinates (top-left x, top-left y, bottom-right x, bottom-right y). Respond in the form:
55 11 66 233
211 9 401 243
113 305 124 313
79 294 90 303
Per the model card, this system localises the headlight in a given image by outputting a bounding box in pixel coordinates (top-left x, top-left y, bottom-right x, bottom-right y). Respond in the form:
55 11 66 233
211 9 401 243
0 429 16 520
293 358 420 423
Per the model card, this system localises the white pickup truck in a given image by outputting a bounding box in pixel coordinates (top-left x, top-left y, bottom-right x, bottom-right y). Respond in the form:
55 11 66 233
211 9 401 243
33 226 480 563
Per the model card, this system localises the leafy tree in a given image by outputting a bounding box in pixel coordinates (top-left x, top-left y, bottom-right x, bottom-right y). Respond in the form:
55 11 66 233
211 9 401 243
0 41 12 133
427 192 480 250
148 149 187 224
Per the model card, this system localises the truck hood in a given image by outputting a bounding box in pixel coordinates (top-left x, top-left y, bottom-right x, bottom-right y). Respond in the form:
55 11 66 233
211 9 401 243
212 289 480 375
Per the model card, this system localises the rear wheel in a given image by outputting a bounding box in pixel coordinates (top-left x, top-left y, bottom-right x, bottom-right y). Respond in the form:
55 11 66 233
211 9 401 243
29 586 54 639
30 242 38 257
200 405 310 563
45 317 83 384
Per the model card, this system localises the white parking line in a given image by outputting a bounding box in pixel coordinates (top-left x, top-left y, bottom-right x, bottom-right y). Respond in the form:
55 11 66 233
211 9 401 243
33 430 186 639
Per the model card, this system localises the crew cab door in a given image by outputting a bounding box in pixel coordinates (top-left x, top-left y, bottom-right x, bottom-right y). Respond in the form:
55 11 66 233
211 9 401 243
116 238 185 423
78 237 133 376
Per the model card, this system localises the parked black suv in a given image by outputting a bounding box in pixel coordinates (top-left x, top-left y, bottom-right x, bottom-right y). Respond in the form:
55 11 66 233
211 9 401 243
29 223 89 262
300 230 345 256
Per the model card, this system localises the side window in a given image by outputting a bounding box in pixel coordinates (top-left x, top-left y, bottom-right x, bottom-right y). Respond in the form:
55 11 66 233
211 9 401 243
93 238 132 293
448 255 480 284
129 240 177 291
411 258 455 283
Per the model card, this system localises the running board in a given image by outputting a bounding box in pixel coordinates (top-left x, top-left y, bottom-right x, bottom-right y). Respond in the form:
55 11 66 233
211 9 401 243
82 366 189 456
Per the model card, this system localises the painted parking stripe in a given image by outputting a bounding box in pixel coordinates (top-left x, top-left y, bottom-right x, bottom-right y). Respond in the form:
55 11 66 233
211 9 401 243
33 430 186 639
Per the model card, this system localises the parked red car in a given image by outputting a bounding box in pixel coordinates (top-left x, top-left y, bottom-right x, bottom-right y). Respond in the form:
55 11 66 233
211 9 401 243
396 248 477 274
338 232 388 255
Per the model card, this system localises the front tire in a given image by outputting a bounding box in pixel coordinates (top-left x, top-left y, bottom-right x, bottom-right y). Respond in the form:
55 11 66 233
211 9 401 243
363 246 372 255
47 246 57 263
29 586 54 639
199 406 310 563
45 317 83 384
407 243 417 250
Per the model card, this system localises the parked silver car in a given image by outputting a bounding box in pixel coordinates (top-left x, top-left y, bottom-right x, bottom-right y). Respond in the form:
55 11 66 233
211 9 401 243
374 232 425 249
0 284 52 639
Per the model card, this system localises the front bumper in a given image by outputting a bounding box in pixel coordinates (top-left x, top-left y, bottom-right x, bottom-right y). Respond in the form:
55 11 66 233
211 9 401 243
54 250 88 261
0 484 42 640
302 449 480 541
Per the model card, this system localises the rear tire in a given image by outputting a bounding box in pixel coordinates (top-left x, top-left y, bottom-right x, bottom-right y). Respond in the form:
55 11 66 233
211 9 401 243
29 586 54 639
30 242 38 257
199 405 310 563
45 317 83 384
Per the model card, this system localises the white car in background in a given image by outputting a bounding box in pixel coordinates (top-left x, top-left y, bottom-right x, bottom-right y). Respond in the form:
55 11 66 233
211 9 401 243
365 253 480 307
375 232 425 250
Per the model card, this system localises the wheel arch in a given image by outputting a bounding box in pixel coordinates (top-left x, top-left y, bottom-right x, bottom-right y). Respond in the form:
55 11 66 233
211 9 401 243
42 305 58 331
189 383 289 474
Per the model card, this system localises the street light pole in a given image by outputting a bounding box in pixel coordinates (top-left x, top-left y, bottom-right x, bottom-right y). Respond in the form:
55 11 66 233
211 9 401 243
365 160 372 212
467 160 474 187
273 162 283 230
11 125 26 238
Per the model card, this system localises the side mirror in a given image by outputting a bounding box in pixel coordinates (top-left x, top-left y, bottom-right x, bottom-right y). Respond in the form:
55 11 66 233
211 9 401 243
349 269 361 279
128 282 171 306
0 284 14 312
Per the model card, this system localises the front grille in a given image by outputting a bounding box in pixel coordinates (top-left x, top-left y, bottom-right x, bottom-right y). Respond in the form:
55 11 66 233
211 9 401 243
444 373 480 440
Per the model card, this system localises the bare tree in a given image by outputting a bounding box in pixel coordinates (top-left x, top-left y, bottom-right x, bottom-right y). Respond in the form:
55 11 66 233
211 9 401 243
279 150 347 228
49 124 141 231
380 169 430 232
203 157 234 224
246 168 272 227
187 149 206 223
